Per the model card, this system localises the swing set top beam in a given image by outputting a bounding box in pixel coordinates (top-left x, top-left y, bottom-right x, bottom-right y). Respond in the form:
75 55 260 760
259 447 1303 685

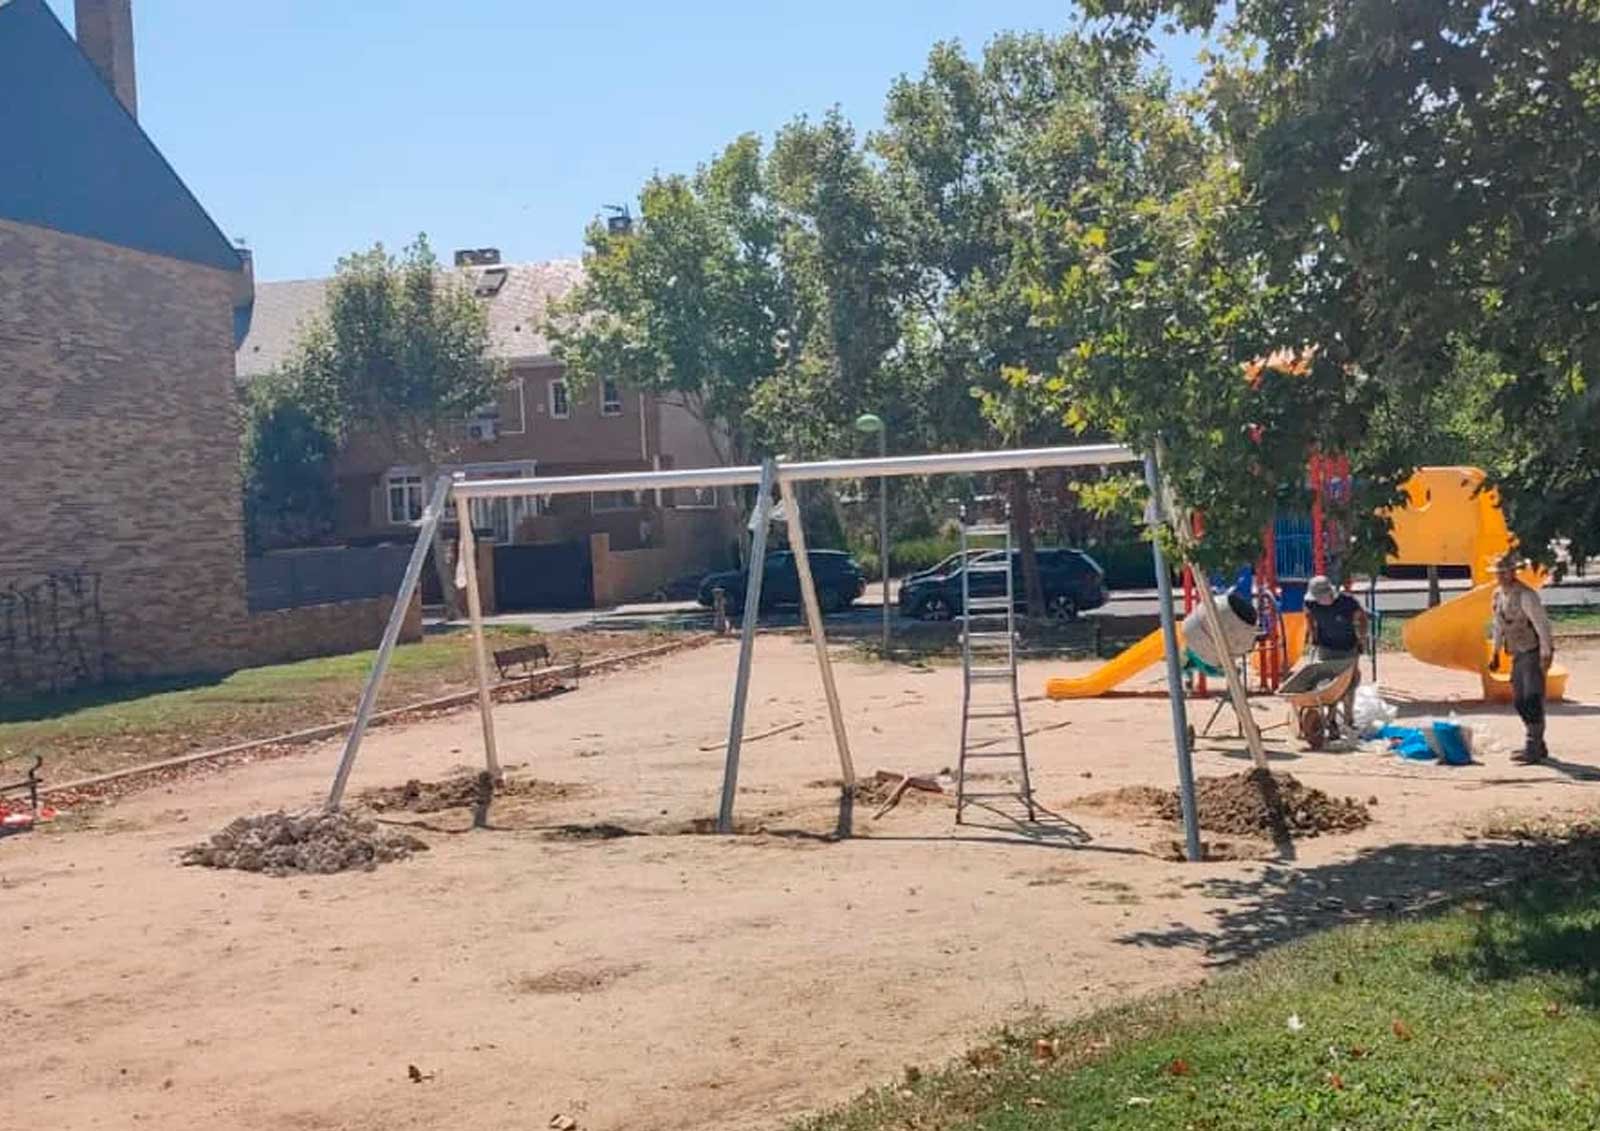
449 443 1138 501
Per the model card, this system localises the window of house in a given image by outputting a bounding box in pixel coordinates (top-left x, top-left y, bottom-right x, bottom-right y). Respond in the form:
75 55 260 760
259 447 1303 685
474 266 509 297
601 377 624 416
673 485 718 509
386 472 425 524
548 378 570 419
466 495 547 544
454 462 542 543
591 490 641 513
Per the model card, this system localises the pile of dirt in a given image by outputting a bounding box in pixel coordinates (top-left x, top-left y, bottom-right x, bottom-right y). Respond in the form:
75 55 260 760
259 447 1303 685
806 773 951 807
180 810 428 876
358 772 580 814
1079 771 1371 839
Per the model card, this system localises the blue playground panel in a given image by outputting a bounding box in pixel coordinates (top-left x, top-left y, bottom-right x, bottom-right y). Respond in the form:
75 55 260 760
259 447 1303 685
1274 513 1316 581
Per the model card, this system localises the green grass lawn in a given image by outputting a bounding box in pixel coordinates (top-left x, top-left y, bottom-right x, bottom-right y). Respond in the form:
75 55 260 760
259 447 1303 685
798 837 1600 1130
0 625 663 784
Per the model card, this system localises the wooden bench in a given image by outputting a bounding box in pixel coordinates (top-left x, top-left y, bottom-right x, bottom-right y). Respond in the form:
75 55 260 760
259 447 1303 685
491 641 579 698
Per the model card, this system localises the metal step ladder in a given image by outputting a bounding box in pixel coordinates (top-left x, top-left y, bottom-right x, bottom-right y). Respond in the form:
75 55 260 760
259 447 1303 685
955 506 1036 823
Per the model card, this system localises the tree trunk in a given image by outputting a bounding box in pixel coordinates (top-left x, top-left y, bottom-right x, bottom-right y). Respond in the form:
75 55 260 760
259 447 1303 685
1009 470 1046 619
427 461 463 621
432 521 464 621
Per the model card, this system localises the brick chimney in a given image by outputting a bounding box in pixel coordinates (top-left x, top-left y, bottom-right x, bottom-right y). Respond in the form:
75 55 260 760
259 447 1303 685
76 0 138 119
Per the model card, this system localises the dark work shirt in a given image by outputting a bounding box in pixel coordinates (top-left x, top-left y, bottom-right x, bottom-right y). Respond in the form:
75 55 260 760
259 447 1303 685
1307 593 1362 652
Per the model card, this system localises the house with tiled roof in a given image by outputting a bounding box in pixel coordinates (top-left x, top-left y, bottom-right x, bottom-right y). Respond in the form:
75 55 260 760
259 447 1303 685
0 0 257 691
237 251 739 606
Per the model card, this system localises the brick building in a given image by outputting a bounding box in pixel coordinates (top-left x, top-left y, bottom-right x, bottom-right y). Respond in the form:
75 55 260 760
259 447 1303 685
238 253 743 606
0 0 256 691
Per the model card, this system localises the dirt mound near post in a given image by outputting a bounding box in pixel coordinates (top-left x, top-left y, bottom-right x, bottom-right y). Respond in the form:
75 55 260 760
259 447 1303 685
1079 770 1371 839
180 811 429 876
358 773 584 814
1158 770 1371 837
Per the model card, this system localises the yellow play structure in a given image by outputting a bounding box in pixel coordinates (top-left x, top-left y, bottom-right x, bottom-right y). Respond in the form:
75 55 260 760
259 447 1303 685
1045 466 1568 702
1393 467 1567 702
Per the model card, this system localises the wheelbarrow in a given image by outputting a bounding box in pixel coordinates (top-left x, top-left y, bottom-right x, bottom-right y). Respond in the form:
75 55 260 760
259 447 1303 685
1278 658 1359 751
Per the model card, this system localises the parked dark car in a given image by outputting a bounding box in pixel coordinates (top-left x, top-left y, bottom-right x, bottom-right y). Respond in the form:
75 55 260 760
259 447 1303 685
698 550 867 614
897 548 1106 621
900 549 985 586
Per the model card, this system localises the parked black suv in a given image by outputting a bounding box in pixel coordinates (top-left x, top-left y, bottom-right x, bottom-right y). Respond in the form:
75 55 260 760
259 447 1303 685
897 548 1106 621
900 549 985 586
698 550 867 614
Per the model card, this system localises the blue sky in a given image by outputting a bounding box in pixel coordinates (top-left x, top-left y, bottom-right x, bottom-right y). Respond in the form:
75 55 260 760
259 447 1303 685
47 1 1209 281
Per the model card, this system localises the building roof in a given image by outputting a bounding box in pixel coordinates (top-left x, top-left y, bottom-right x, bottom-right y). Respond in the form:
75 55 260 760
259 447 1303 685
0 0 244 273
236 259 584 378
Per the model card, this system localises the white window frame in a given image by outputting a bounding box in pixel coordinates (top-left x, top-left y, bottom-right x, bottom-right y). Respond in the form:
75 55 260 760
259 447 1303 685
600 377 624 417
673 485 719 510
548 378 570 420
453 461 544 544
591 489 641 513
386 471 425 525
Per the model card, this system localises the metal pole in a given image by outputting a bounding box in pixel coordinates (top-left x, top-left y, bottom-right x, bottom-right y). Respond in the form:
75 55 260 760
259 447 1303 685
456 479 502 783
450 443 1139 503
877 427 890 656
326 474 452 811
716 458 777 833
1144 451 1201 862
1369 573 1380 683
779 477 857 796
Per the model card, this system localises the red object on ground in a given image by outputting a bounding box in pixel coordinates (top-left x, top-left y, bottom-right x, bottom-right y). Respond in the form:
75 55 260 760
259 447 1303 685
0 803 56 830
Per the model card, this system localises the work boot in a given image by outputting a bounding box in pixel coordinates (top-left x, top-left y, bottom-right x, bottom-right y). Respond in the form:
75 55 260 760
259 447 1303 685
1512 740 1549 765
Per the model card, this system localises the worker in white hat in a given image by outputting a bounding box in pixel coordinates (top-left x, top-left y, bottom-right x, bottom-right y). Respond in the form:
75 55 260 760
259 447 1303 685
1304 575 1368 729
1489 552 1553 763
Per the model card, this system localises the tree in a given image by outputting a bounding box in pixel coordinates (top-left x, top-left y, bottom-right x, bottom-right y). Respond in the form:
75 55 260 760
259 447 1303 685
1015 91 1340 573
287 234 503 615
549 136 793 465
873 33 1191 610
1084 0 1600 565
240 374 338 553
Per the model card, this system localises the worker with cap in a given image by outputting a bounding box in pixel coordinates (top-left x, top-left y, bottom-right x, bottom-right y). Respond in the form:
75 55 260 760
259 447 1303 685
1489 552 1554 763
1304 575 1368 730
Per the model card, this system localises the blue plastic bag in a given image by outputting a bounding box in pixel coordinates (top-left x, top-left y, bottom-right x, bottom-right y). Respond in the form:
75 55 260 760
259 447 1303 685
1378 724 1436 761
1431 721 1472 766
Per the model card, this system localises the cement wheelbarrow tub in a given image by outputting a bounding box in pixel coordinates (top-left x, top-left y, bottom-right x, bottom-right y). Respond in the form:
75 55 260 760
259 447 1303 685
1278 658 1359 750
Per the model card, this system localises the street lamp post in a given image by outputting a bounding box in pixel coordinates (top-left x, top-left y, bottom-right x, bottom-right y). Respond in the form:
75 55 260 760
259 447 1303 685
855 413 890 655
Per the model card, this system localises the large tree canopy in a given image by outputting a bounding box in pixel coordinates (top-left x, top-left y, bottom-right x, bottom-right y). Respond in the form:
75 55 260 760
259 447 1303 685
1087 0 1600 564
291 234 502 462
552 8 1600 573
549 135 794 464
283 233 503 613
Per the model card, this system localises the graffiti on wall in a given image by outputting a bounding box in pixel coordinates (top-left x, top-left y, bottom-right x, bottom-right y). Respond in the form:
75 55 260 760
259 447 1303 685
0 570 111 698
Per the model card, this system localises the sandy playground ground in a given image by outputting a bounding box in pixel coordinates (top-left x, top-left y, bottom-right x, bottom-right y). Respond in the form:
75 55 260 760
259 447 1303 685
5 635 1600 1130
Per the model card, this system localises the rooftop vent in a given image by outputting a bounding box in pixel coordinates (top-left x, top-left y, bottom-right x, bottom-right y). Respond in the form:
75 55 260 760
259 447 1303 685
454 248 502 267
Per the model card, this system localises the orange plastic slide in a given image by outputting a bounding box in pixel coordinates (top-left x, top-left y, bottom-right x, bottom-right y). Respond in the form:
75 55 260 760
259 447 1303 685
1044 626 1172 699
